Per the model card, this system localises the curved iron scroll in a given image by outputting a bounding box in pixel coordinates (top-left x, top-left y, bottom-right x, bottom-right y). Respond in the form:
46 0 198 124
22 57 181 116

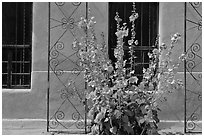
47 2 88 133
184 2 202 133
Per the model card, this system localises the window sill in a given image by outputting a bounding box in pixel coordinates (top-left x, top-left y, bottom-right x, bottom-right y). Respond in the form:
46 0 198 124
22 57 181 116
2 89 31 93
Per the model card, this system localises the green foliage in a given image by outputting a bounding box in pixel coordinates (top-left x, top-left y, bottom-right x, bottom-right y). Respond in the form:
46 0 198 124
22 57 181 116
76 8 184 135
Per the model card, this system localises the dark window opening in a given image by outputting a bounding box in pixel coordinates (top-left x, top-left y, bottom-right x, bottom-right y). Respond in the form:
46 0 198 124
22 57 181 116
2 2 32 89
108 2 159 83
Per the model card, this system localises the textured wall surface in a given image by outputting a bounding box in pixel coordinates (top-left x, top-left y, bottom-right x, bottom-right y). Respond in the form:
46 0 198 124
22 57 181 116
159 3 202 130
2 3 201 128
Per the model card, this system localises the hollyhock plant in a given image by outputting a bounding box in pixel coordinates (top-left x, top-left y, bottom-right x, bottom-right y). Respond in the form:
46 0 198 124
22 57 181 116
76 8 184 135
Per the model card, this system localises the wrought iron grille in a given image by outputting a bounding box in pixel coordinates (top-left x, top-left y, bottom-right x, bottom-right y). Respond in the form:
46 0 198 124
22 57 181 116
2 2 32 89
47 2 89 133
184 2 202 133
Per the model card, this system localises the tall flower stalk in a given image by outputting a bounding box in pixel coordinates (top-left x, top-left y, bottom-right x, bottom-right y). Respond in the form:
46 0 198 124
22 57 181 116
76 6 184 135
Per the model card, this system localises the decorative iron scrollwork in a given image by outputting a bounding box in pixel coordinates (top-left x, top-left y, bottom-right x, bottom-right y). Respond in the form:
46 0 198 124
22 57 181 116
50 59 59 67
186 60 195 69
187 52 195 60
191 43 200 53
55 111 65 120
72 2 81 6
72 112 80 120
55 2 65 6
56 41 64 50
76 120 85 129
49 119 60 129
185 2 202 133
50 50 59 59
192 2 201 8
187 121 196 130
190 113 199 121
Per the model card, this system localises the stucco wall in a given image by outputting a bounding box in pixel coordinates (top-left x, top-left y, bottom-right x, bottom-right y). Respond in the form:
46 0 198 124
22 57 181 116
158 2 202 121
2 2 109 120
2 3 48 119
2 2 201 123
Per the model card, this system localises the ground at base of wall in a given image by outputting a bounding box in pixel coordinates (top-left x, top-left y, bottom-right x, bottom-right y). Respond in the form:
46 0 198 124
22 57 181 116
2 120 201 135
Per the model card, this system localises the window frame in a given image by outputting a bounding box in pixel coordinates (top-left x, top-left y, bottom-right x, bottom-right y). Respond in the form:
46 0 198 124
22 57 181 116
2 2 33 89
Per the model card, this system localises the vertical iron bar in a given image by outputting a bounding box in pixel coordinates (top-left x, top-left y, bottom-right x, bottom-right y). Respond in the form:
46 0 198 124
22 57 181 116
141 3 143 46
85 82 88 134
184 2 187 134
148 3 151 47
7 50 12 88
15 3 18 86
47 2 50 132
84 2 88 134
22 2 26 86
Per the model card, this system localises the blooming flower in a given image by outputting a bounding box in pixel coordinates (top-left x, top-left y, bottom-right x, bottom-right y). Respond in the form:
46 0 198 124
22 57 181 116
129 13 139 22
160 43 167 50
152 49 159 55
77 13 183 135
171 33 181 43
179 53 186 61
128 39 134 45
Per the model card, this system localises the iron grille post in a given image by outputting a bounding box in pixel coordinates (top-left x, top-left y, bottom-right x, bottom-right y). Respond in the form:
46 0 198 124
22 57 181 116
184 2 202 133
84 2 88 134
47 2 50 132
184 2 187 134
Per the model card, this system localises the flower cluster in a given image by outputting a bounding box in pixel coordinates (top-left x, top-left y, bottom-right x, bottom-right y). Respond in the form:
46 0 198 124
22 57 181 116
76 9 183 135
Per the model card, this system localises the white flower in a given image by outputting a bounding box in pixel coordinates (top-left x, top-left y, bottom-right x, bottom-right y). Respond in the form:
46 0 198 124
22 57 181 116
129 13 139 22
148 52 153 58
171 33 181 43
179 53 186 61
134 40 138 45
128 39 134 45
153 49 159 55
160 43 167 50
123 28 129 37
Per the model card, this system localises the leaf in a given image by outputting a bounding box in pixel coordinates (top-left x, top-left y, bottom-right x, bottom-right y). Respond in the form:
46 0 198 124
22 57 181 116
91 124 100 135
157 107 161 111
104 117 109 122
138 118 145 125
114 110 122 119
123 124 134 135
122 115 129 124
129 76 138 84
136 99 145 105
94 112 105 124
110 126 117 134
124 109 134 117
153 116 160 123
88 107 95 119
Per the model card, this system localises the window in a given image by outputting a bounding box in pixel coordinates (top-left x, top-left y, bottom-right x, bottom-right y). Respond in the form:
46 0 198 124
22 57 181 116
108 2 159 83
2 2 32 89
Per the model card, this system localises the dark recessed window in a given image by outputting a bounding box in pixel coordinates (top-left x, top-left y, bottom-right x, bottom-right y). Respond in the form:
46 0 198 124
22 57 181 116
2 2 33 89
109 2 159 83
